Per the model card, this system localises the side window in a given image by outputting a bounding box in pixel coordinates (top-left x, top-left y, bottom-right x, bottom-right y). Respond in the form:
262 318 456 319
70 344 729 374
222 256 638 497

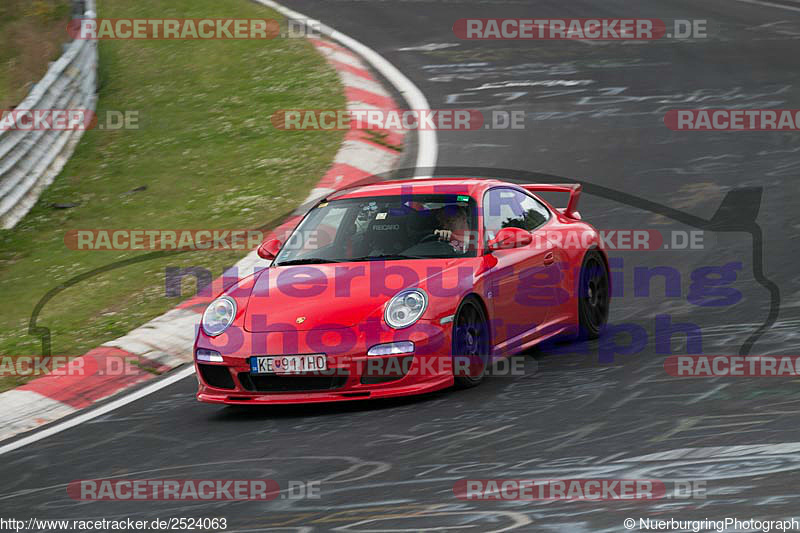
483 188 550 241
316 206 349 248
286 205 348 253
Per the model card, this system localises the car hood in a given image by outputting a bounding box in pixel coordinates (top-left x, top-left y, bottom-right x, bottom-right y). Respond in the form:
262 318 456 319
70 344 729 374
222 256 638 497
243 258 475 332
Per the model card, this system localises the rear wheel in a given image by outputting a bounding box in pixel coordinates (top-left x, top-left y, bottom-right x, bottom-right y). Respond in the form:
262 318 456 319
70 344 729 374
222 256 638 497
452 297 491 388
578 250 610 339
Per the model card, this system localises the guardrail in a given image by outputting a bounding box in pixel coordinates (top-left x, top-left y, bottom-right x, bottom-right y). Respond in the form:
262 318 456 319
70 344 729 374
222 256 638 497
0 0 98 229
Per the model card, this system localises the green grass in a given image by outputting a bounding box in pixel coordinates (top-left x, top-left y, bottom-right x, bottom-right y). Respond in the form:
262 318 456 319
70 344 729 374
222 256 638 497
0 0 71 109
0 0 345 391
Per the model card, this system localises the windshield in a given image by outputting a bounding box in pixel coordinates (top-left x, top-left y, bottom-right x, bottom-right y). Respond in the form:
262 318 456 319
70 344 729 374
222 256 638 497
274 194 479 265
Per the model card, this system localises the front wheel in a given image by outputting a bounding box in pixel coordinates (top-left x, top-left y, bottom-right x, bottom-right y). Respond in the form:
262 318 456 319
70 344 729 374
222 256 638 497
452 297 491 388
578 250 610 339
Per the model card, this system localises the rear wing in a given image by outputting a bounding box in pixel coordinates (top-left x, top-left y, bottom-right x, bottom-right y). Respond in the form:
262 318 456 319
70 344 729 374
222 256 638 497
521 183 582 219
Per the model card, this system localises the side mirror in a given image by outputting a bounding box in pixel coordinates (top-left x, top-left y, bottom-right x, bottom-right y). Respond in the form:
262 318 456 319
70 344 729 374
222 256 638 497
257 238 282 260
487 227 532 251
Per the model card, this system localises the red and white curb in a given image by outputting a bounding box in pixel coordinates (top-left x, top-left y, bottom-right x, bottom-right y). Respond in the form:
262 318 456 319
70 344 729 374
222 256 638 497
0 25 418 443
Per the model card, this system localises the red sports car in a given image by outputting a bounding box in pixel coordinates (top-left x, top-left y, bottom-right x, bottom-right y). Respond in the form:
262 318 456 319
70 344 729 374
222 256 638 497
194 178 609 404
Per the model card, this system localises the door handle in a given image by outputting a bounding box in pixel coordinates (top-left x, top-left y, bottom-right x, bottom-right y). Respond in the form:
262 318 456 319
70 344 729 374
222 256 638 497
543 252 555 266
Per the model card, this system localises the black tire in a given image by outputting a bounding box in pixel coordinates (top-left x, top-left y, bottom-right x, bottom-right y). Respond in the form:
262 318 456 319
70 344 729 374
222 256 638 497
578 250 610 339
452 296 491 388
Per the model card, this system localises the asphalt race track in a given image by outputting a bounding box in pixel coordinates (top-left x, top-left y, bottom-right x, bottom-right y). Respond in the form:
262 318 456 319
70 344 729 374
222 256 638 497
2 0 800 531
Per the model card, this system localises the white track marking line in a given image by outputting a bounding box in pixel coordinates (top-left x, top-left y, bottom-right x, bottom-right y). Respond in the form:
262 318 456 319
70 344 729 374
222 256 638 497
621 442 800 461
254 0 438 177
688 383 729 404
0 366 195 456
1 1 439 453
730 0 800 12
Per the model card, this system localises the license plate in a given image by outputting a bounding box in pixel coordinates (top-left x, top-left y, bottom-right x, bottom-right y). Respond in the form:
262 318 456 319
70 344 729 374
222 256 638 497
250 354 327 375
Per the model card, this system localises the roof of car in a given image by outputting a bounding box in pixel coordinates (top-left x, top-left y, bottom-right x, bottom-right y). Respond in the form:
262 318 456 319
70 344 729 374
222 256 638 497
331 178 509 200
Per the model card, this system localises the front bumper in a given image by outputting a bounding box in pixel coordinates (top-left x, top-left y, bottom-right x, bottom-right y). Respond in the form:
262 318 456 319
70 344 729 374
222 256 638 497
194 321 453 404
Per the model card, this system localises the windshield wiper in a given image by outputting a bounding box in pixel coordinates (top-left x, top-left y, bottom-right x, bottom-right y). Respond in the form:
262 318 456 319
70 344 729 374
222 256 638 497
348 254 426 262
275 258 342 266
278 254 427 265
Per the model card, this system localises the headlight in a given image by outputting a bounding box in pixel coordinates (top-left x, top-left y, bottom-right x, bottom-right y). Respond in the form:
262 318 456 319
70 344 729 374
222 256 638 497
384 289 428 329
201 296 236 336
